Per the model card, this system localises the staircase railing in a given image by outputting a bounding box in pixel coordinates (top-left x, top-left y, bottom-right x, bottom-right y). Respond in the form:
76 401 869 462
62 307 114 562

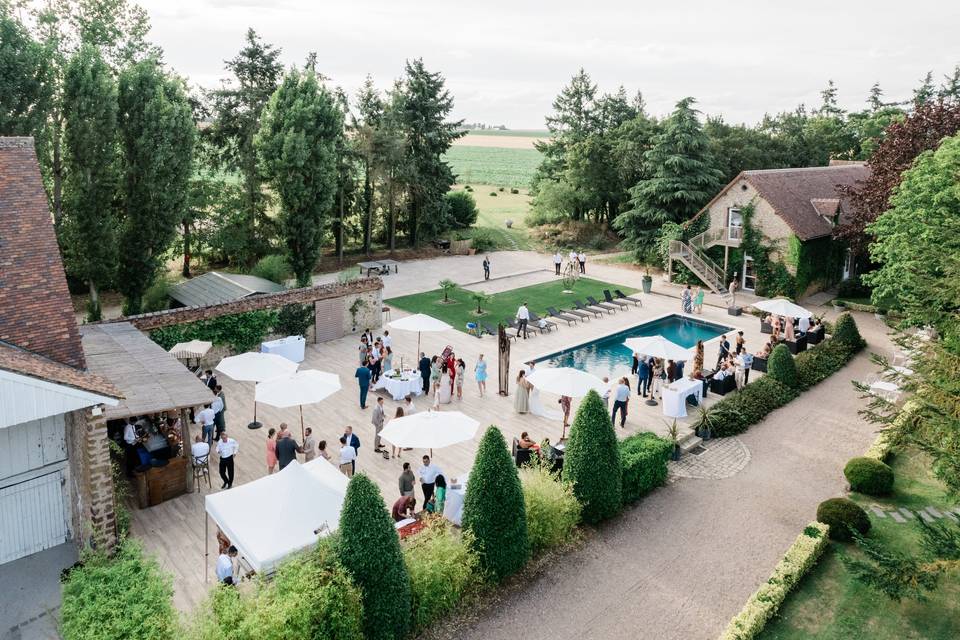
669 240 726 292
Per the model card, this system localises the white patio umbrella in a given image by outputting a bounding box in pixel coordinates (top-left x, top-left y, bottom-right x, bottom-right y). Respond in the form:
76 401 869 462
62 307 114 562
623 336 692 362
525 367 608 398
379 409 479 456
168 339 212 359
751 298 812 319
256 370 341 440
216 352 300 429
387 313 452 357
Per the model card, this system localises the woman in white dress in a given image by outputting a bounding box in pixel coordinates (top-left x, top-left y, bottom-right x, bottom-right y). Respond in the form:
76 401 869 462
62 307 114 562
521 362 564 420
434 364 453 407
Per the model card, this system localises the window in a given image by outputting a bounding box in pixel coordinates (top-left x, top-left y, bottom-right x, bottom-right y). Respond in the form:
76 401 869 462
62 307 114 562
727 207 743 241
743 255 756 291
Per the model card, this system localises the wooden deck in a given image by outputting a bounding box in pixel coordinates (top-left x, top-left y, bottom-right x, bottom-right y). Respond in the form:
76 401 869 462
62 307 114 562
128 270 765 612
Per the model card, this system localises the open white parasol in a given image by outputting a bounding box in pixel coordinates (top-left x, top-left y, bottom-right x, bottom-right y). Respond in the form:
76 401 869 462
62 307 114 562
379 409 479 455
525 367 608 399
622 336 692 362
751 298 812 319
216 352 299 429
388 313 453 356
256 370 341 440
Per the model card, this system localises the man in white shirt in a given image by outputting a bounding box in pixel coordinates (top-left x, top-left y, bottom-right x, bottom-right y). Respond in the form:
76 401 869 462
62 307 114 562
338 436 357 477
216 545 238 585
195 404 216 446
190 435 210 463
569 249 577 264
798 315 810 335
419 455 442 505
403 395 417 415
210 389 226 440
215 431 239 489
515 302 530 339
553 251 563 275
382 330 392 349
577 251 586 274
611 377 630 428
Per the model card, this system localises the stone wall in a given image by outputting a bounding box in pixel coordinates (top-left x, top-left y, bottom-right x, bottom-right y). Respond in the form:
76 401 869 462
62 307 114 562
705 180 797 271
342 287 383 334
65 408 117 553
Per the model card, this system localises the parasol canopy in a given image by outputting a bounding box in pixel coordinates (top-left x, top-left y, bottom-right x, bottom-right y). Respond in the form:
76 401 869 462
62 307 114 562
380 410 479 450
623 336 692 361
216 352 299 382
751 298 812 319
525 367 608 398
169 340 212 359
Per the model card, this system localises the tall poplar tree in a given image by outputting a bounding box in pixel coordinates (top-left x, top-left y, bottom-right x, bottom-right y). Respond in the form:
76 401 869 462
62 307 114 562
353 75 384 255
117 60 196 314
255 67 342 286
614 97 722 257
61 43 118 320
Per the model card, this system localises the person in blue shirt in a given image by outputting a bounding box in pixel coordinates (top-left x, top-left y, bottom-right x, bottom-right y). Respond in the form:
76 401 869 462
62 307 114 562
355 363 372 409
637 356 651 397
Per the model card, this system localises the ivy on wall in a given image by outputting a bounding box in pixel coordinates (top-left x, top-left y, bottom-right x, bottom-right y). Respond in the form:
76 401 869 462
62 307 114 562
149 309 280 353
788 235 845 298
738 203 796 298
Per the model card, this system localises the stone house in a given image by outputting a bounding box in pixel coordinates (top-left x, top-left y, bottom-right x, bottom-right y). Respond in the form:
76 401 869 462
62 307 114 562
669 163 870 299
0 138 122 566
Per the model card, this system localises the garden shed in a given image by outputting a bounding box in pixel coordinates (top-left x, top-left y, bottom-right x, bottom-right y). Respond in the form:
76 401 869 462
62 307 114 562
169 271 286 308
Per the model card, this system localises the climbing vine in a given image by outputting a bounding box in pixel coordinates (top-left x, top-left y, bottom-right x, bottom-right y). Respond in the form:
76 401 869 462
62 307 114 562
738 203 796 298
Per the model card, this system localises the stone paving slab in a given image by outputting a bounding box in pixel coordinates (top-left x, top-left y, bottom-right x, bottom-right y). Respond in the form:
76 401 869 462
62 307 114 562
668 437 751 480
898 507 915 519
919 510 935 522
925 506 943 518
869 505 886 518
890 511 907 523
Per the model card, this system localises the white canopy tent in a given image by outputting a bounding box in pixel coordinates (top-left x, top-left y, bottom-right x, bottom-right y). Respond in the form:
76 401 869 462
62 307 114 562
387 313 452 357
168 340 213 360
751 298 812 319
204 459 348 576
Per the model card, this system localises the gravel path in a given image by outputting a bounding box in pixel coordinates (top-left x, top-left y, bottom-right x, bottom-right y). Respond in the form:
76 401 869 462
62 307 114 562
448 314 890 640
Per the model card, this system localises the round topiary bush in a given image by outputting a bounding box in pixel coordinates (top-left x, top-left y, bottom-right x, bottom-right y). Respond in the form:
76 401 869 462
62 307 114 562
816 497 871 541
832 312 865 350
844 457 894 495
766 343 798 388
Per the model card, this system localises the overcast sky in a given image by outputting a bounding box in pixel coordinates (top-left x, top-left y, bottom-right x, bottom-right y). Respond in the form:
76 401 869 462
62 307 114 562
140 0 960 129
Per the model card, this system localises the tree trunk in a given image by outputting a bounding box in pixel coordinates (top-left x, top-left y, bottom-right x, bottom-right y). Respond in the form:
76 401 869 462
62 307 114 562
388 178 396 253
182 219 192 278
363 168 373 256
51 117 64 228
497 324 511 396
88 280 100 315
336 185 345 264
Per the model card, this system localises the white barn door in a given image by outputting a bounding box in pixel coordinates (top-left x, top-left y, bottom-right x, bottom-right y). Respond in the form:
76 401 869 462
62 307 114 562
0 470 68 563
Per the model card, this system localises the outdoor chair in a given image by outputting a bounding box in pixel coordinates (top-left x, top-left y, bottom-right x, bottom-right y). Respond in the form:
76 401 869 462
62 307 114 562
760 318 773 334
614 289 642 306
478 323 496 338
587 295 620 313
602 290 630 310
785 335 807 354
529 311 558 333
192 454 211 491
547 306 579 326
806 326 824 345
574 299 605 317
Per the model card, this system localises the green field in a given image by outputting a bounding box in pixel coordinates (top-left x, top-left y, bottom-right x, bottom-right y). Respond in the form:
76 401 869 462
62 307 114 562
758 449 960 640
460 129 550 138
444 146 542 189
386 277 635 334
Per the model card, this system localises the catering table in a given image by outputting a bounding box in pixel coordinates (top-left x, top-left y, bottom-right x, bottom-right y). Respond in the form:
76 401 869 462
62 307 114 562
373 369 423 401
260 335 305 363
662 377 705 419
443 477 468 526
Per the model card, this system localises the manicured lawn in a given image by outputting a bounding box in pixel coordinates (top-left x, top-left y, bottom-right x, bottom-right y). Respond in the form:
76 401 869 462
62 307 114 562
455 185 533 250
443 146 542 188
758 449 960 640
386 277 635 334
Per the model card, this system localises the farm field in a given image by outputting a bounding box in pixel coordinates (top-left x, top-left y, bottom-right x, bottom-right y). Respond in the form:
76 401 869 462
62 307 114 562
458 129 549 138
444 145 542 188
454 185 532 250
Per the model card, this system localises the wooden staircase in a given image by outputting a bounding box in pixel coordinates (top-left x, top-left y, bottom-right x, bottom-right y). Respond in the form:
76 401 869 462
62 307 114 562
668 227 742 306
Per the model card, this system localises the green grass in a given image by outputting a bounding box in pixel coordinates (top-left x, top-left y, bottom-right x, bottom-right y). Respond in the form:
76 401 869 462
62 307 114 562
758 449 960 640
456 186 533 250
443 146 542 189
386 277 635 334
460 129 550 138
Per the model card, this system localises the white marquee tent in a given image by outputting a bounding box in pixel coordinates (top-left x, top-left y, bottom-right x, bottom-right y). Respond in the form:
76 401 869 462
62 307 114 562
204 458 348 575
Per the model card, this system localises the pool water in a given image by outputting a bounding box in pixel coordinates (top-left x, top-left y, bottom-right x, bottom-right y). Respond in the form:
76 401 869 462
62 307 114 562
537 314 732 379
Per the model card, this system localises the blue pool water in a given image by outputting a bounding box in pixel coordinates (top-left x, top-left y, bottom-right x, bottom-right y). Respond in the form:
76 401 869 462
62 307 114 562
537 314 732 379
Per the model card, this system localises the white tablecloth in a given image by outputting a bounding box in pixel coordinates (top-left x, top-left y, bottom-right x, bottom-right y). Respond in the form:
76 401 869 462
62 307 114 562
443 477 468 525
260 335 306 363
374 370 423 401
661 377 705 419
870 380 900 401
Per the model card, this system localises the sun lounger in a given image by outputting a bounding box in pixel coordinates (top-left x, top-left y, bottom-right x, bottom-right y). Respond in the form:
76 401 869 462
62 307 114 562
602 290 629 310
504 317 534 339
484 322 514 341
558 305 590 322
529 311 558 333
547 307 579 325
574 299 605 317
614 289 642 306
587 295 619 313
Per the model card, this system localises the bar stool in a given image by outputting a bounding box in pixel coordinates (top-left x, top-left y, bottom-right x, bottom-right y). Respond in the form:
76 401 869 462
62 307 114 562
382 306 392 322
193 454 211 491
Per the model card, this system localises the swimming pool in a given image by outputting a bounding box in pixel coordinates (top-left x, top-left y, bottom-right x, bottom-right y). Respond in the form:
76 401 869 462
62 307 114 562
536 314 733 379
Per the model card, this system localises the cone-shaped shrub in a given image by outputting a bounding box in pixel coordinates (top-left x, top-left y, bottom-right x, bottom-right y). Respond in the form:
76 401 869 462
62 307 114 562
562 389 623 524
462 426 529 581
767 343 798 388
338 473 411 640
833 312 866 350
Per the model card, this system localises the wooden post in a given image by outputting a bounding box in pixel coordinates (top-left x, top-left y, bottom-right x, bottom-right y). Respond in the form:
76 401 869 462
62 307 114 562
181 407 194 493
723 246 729 279
667 258 672 283
497 324 510 397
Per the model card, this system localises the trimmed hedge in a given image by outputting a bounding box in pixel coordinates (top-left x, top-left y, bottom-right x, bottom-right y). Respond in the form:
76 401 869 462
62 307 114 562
718 522 830 640
563 390 623 524
619 432 672 504
61 539 178 640
520 465 582 551
462 426 530 581
338 474 412 640
816 497 871 541
697 377 798 437
844 457 895 496
766 344 797 388
832 311 867 350
794 338 857 390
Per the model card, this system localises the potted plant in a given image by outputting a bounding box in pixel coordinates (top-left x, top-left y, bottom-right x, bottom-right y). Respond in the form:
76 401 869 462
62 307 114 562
666 419 681 461
695 405 713 441
832 298 846 313
641 266 653 294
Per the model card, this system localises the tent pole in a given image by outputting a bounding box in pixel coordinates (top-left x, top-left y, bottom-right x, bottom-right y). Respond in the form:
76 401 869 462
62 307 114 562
300 405 305 441
204 513 209 584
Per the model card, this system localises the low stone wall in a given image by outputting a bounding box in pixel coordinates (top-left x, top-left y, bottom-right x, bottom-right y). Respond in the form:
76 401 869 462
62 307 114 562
342 288 382 334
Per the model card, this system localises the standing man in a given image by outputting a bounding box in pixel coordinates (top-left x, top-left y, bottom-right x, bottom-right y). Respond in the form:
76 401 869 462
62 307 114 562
482 256 491 280
740 348 754 387
418 352 431 394
553 250 563 275
338 436 357 477
372 397 387 456
354 363 372 409
343 426 360 474
195 403 216 447
382 330 392 349
302 427 317 462
419 455 442 506
211 386 226 442
637 355 651 398
578 251 586 274
515 301 530 339
728 279 738 308
568 248 578 266
716 334 731 368
275 430 301 470
611 377 630 428
204 369 218 390
215 430 239 489
216 545 238 585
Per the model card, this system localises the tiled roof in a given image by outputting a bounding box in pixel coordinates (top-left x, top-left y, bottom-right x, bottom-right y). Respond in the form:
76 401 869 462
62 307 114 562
169 271 286 308
742 165 870 241
0 341 121 398
0 137 87 368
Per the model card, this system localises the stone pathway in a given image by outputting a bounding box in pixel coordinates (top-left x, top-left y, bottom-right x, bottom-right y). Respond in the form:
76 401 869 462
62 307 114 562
870 503 960 524
669 437 751 480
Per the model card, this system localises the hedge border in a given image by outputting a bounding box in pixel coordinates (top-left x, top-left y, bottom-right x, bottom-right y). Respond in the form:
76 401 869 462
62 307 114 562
863 399 920 462
717 521 830 640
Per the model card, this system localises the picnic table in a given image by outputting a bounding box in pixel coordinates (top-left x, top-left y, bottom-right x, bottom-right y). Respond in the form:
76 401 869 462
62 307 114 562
358 260 400 277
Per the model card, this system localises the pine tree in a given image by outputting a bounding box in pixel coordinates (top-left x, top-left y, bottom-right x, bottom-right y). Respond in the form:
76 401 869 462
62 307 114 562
913 71 936 106
562 390 623 524
117 60 195 315
843 529 942 601
939 65 960 102
338 474 412 640
818 80 843 116
534 68 598 186
255 67 343 286
867 82 885 111
613 97 723 258
461 426 530 581
61 43 118 321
